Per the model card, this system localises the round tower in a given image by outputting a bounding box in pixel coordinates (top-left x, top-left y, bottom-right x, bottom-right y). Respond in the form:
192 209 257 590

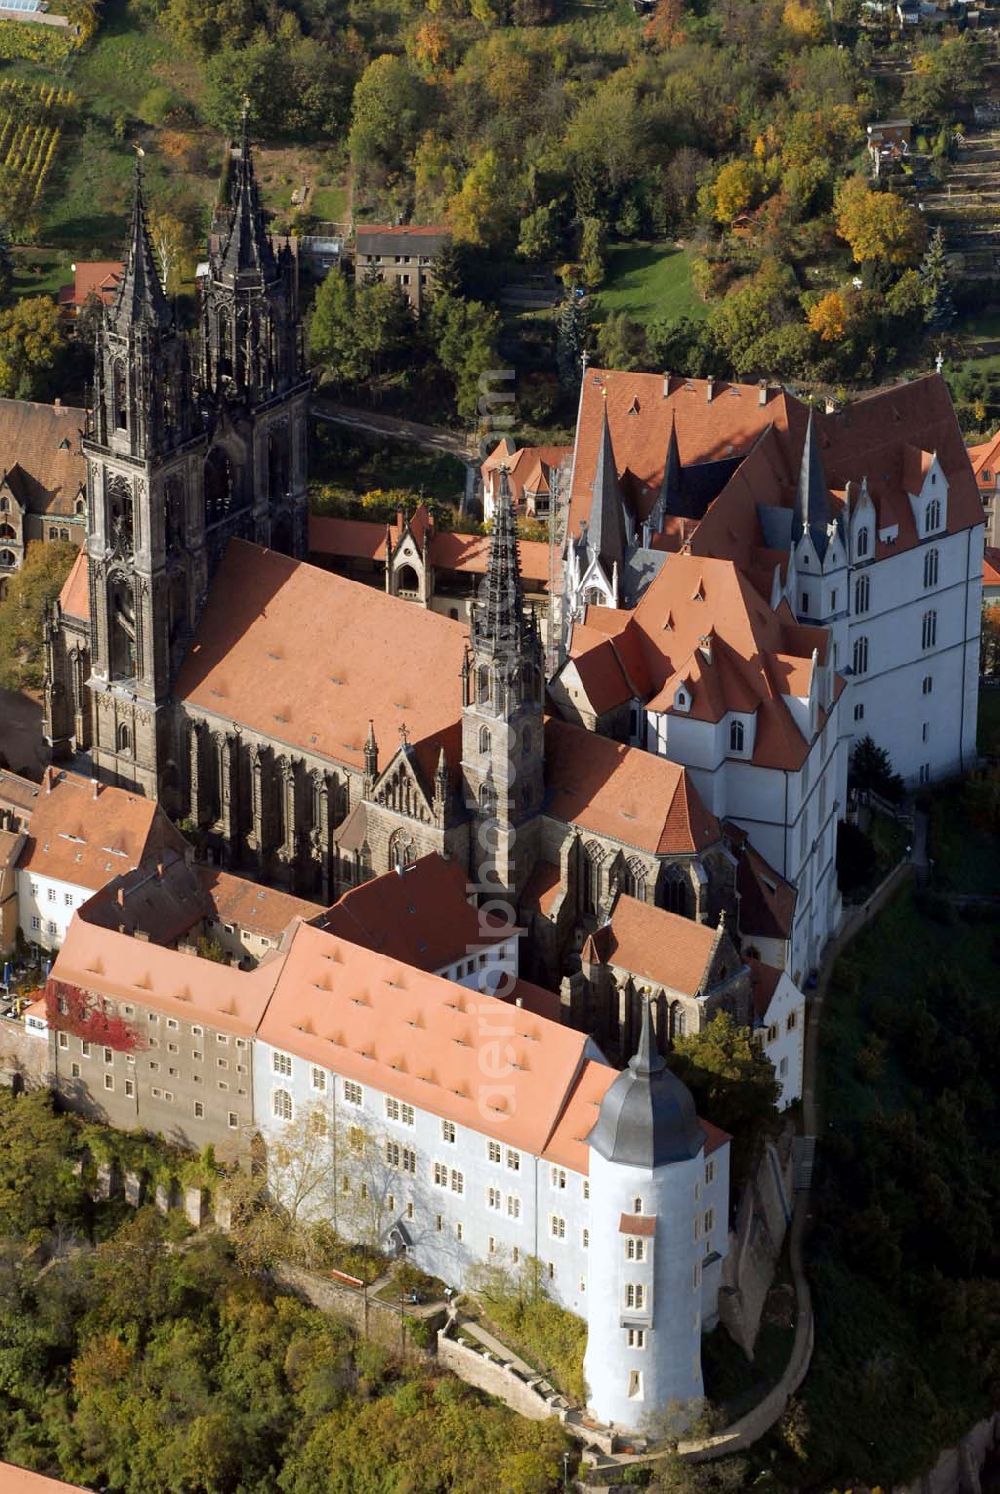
584 999 706 1434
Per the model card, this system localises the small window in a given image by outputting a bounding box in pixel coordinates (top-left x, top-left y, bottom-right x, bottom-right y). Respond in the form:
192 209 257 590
488 1186 501 1210
228 1112 238 1129
787 1010 797 1031
925 498 941 534
633 1197 643 1214
582 1228 590 1248
71 1062 80 1078
47 888 56 903
58 1032 68 1050
450 1169 464 1195
625 1283 645 1311
311 1067 326 1091
433 1161 448 1188
507 1194 521 1219
64 892 73 907
551 1166 566 1190
506 1149 520 1172
550 1215 566 1239
852 635 869 676
704 1208 715 1233
626 1237 645 1261
125 1079 134 1097
627 1329 646 1350
922 675 933 695
273 1088 293 1121
435 1214 443 1232
921 610 937 650
81 1041 90 1057
729 719 745 753
583 1179 590 1201
343 1079 363 1106
191 1024 202 1036
853 702 864 722
856 524 870 559
442 1120 456 1144
706 1159 716 1186
401 1103 414 1126
272 1051 292 1077
923 548 939 589
194 1100 205 1119
103 1073 114 1091
487 1140 501 1164
922 721 929 742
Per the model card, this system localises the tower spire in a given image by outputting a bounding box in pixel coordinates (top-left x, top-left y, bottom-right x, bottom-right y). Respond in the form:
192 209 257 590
588 395 628 571
650 411 683 530
794 407 832 547
111 151 171 333
219 101 276 285
630 994 666 1077
472 466 534 660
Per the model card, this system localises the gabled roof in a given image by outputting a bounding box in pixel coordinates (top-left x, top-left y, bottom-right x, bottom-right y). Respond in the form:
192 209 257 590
0 399 86 516
17 769 187 892
51 916 282 1037
58 548 90 620
582 895 724 997
0 768 40 824
312 853 510 971
968 430 1000 481
308 513 551 586
984 547 1000 587
174 540 467 775
746 957 783 1021
258 920 596 1155
0 1460 91 1493
58 261 122 310
197 867 321 941
79 850 207 945
355 224 451 256
729 827 797 940
544 717 719 856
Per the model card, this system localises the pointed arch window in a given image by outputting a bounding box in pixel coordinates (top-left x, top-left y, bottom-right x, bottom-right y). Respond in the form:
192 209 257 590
661 865 689 917
116 722 132 755
855 525 870 560
921 610 937 650
112 361 128 433
479 725 491 754
925 498 941 535
852 635 869 676
582 840 606 917
477 665 490 705
854 573 870 615
923 548 939 589
0 549 15 569
479 780 497 818
729 719 745 754
273 1088 293 1122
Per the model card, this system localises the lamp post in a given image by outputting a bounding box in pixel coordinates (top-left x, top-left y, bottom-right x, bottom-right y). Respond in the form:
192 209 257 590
562 1450 570 1490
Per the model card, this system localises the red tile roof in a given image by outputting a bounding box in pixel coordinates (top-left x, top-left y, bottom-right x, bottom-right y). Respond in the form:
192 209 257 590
746 956 783 1021
18 769 187 892
308 515 387 562
619 1211 656 1236
313 853 510 971
57 261 122 310
582 895 721 997
174 540 467 775
544 717 719 856
308 512 551 587
732 833 797 941
984 547 1000 587
198 867 322 941
58 547 90 621
0 399 86 517
0 1461 91 1492
258 920 594 1155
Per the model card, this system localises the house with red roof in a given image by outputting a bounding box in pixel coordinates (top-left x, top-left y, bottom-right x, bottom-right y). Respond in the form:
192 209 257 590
0 397 86 597
481 439 572 521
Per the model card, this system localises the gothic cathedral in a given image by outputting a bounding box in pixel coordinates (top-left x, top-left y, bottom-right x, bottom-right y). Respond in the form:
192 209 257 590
50 113 311 798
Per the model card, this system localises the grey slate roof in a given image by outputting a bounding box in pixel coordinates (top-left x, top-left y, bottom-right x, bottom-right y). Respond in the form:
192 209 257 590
793 409 833 555
587 999 704 1169
586 401 629 573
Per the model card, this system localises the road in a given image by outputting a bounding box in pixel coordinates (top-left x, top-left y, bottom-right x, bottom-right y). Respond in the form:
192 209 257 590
312 398 477 465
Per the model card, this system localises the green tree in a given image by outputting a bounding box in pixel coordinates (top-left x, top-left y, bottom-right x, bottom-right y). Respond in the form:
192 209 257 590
429 292 500 421
670 1012 780 1184
309 270 361 384
579 216 605 289
557 294 588 391
0 1090 81 1240
0 221 14 307
848 734 905 803
0 296 63 401
708 158 760 224
920 226 954 330
0 538 76 692
517 200 558 262
349 55 428 176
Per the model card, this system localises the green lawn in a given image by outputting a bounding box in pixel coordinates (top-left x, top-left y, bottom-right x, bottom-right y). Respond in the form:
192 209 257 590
11 247 73 300
595 242 706 325
311 185 348 222
310 417 468 507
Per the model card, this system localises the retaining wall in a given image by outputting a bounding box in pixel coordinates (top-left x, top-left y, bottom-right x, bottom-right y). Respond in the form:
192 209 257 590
436 1331 557 1423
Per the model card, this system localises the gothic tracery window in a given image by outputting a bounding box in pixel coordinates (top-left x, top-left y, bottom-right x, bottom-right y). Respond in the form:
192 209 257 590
106 475 134 554
204 447 233 526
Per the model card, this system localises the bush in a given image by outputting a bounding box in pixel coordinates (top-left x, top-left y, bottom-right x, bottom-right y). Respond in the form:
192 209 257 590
0 20 74 62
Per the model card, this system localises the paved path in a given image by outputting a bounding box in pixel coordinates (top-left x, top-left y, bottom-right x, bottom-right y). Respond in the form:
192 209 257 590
456 1317 539 1379
312 399 476 464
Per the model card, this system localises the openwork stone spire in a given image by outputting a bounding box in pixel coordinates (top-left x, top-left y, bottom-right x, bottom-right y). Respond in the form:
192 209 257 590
472 467 536 661
111 153 171 334
218 101 277 286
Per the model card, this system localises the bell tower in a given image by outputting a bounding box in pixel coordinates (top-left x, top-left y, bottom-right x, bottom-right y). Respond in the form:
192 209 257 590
85 156 206 799
461 469 545 906
200 104 311 562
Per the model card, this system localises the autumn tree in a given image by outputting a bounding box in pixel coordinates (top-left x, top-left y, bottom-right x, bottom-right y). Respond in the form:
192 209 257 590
645 0 685 50
706 159 760 225
807 289 848 342
0 296 63 401
835 177 926 267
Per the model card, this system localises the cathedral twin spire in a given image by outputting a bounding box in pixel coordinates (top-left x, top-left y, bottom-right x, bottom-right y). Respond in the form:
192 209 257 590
110 154 171 336
217 101 278 287
472 467 539 665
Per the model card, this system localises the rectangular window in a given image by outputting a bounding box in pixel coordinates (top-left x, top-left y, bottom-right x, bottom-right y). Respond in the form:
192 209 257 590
311 1067 327 1091
507 1194 521 1219
704 1208 715 1233
550 1215 566 1239
343 1080 363 1106
348 1126 364 1152
400 1103 414 1126
583 1179 590 1200
47 888 56 903
70 1062 80 1078
402 1147 416 1174
488 1186 501 1210
435 1215 443 1233
217 1058 228 1070
922 721 929 742
228 1112 238 1129
628 1370 643 1399
191 1024 202 1036
442 1120 456 1144
192 1050 202 1062
922 675 933 695
386 1139 400 1168
215 1032 226 1043
505 1149 520 1172
81 1040 90 1057
550 1166 566 1190
625 1283 645 1311
30 916 40 931
385 1097 400 1121
125 1079 134 1097
48 922 57 937
626 1237 645 1261
787 1011 797 1031
853 702 865 722
488 1235 497 1255
455 1222 463 1241
166 1018 178 1031
64 892 73 907
582 1228 590 1248
272 1051 292 1077
103 1073 114 1091
194 1100 204 1118
450 1169 464 1195
705 1160 716 1185
58 1032 68 1050
487 1140 501 1164
433 1162 448 1188
627 1329 646 1349
167 1042 178 1054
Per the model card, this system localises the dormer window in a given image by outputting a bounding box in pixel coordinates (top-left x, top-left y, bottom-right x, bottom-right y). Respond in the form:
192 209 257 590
856 525 870 560
925 498 941 534
729 719 745 753
674 686 690 713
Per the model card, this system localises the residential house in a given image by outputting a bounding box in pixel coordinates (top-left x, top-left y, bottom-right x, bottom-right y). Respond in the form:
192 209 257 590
354 225 451 312
0 398 87 596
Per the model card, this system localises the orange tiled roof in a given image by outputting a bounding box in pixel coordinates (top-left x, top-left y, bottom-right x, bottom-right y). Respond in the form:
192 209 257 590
0 1461 91 1492
0 399 86 517
429 529 550 587
540 1057 617 1173
57 261 123 310
482 441 571 507
313 853 510 971
582 895 721 996
984 547 1000 587
969 431 1000 483
18 769 187 892
198 866 322 940
258 920 595 1154
746 956 783 1021
174 540 467 775
0 768 40 822
308 515 387 563
58 547 90 621
544 717 719 856
50 916 283 1037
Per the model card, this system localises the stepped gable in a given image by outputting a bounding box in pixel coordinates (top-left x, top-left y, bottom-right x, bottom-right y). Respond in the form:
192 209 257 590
174 540 468 775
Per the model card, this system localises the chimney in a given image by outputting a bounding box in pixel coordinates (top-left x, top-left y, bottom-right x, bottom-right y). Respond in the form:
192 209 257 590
662 372 671 398
91 780 101 800
758 379 768 407
116 887 125 908
706 376 715 403
515 996 524 1008
698 633 713 664
54 397 61 411
133 930 149 943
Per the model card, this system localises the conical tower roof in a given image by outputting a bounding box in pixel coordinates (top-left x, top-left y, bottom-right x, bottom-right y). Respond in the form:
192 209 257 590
110 155 171 334
650 412 682 529
588 999 704 1168
218 103 277 286
587 398 629 571
472 467 531 658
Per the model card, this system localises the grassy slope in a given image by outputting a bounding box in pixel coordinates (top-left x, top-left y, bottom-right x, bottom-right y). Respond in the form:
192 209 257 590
595 242 706 325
